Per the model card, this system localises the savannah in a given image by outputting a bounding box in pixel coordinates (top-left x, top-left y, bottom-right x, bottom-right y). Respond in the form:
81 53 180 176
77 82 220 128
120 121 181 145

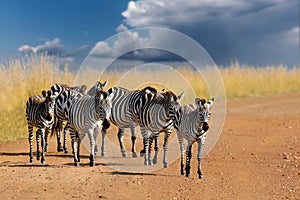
0 55 299 199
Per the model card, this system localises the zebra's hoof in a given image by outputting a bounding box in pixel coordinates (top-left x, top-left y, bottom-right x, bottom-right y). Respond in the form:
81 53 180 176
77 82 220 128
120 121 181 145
132 152 137 158
41 160 45 165
57 148 64 152
140 150 145 157
181 170 184 176
44 148 48 153
198 170 203 179
101 152 106 157
121 152 127 157
74 162 80 167
163 163 169 168
144 160 153 166
64 149 68 154
90 161 95 167
152 158 157 165
186 173 191 178
30 158 33 163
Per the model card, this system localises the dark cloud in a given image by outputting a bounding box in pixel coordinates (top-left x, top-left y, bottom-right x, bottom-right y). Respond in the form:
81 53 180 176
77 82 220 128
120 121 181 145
120 0 299 67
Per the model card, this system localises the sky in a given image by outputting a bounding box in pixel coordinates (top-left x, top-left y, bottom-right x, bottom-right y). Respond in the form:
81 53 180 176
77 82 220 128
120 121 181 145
0 0 299 68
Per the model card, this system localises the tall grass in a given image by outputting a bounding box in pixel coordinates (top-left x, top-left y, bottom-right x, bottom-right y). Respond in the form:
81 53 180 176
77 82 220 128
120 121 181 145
0 55 299 143
0 55 74 143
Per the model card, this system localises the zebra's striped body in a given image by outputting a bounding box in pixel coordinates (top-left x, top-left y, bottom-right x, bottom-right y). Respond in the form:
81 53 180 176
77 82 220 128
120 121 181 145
50 83 87 152
65 89 113 166
26 90 55 164
134 91 184 167
52 89 88 153
173 98 214 179
52 81 108 153
101 86 157 158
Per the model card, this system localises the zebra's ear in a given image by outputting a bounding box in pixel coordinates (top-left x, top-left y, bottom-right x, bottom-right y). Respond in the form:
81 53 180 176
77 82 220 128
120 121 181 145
101 80 108 89
42 90 47 97
81 85 88 93
195 98 201 107
46 90 52 98
207 97 214 106
106 91 113 103
195 98 206 107
177 92 185 101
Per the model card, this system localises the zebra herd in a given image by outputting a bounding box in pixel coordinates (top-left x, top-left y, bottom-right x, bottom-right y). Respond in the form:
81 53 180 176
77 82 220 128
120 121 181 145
25 81 214 179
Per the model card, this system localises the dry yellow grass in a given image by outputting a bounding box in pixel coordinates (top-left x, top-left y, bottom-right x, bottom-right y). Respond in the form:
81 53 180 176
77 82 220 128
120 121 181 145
0 55 299 143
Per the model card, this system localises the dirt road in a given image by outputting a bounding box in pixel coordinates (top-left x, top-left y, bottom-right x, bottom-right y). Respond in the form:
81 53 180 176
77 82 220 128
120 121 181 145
0 93 299 199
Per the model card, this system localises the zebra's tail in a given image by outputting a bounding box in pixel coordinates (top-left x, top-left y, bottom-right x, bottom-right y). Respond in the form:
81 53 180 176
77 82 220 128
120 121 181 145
50 116 58 138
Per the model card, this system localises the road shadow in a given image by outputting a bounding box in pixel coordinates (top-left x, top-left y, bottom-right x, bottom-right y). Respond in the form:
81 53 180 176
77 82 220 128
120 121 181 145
0 151 89 159
107 171 176 177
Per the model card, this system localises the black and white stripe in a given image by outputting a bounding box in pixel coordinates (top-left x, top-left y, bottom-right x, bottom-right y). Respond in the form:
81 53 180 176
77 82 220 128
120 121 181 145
101 86 157 158
134 91 184 167
173 97 214 179
52 89 87 153
65 89 113 166
49 83 87 152
26 90 55 164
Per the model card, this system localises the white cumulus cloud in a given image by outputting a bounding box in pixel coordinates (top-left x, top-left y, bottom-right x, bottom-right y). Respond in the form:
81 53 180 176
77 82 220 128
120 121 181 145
18 38 64 56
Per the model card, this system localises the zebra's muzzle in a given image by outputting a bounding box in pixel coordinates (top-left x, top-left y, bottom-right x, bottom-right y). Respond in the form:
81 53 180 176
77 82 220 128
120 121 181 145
202 122 209 132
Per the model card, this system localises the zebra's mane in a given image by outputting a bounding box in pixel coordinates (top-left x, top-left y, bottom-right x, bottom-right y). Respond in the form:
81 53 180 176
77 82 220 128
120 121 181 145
140 86 157 94
31 90 51 104
31 95 46 104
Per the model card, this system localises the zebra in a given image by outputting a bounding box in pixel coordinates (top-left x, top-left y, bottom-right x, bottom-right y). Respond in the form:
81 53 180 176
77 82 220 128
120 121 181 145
86 80 107 96
26 90 55 164
51 81 107 153
51 89 88 154
65 88 113 166
49 83 87 152
100 86 158 158
173 97 214 179
133 90 184 167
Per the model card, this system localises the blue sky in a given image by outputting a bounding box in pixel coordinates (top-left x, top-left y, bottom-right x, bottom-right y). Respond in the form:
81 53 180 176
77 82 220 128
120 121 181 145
0 0 299 67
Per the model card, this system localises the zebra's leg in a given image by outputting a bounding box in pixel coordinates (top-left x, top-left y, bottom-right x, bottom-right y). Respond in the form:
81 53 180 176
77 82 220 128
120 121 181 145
36 129 41 161
101 128 106 157
44 127 50 153
93 127 100 156
148 133 155 165
70 127 79 166
117 128 127 157
197 134 206 179
56 118 64 152
140 137 146 157
152 134 159 164
40 128 46 164
87 128 95 167
177 134 185 175
129 121 137 158
77 133 82 164
63 122 69 154
141 129 151 165
28 121 34 163
185 142 193 178
162 130 172 168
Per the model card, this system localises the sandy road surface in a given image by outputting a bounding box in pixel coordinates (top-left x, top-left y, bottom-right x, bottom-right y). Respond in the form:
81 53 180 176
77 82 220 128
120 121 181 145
0 93 299 199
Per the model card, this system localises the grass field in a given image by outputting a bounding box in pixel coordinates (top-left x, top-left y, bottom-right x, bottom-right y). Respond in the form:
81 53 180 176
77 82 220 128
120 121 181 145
0 55 300 143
